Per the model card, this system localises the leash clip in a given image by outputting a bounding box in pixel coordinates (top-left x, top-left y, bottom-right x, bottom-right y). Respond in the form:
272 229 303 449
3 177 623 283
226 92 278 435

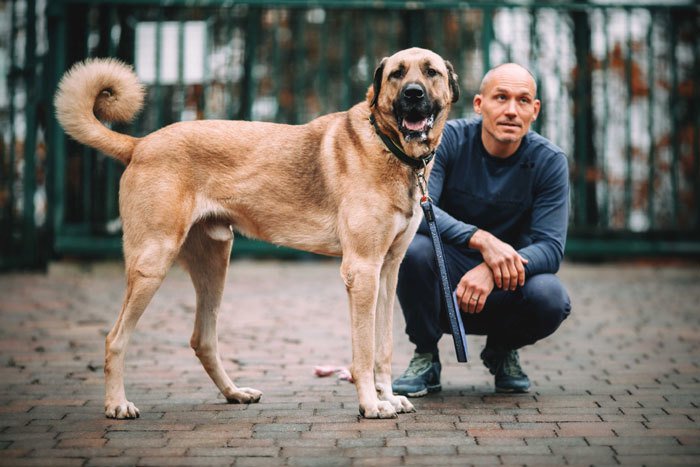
415 159 431 203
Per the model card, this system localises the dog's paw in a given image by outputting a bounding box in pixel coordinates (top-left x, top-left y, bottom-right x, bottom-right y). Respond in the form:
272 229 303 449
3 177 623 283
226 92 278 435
105 400 140 419
224 387 263 404
388 394 415 414
358 400 398 419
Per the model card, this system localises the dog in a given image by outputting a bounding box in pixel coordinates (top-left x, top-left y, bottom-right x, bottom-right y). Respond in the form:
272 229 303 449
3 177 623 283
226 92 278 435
54 47 459 419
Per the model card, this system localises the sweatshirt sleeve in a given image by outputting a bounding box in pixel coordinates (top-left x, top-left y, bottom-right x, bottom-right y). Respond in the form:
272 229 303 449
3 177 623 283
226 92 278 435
518 153 570 276
417 124 478 246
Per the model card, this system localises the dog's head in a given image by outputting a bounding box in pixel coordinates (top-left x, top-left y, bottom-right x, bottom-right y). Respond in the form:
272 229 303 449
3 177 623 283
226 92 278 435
367 48 459 155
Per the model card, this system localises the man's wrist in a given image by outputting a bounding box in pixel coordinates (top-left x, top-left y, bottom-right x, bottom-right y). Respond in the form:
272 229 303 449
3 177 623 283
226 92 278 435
468 229 486 251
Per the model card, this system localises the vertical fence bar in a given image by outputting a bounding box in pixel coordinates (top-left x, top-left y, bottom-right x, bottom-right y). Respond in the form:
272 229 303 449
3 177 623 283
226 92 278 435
341 11 351 111
242 7 260 121
272 10 282 122
669 9 679 227
600 7 610 228
365 7 374 86
22 0 38 264
432 9 443 54
555 10 564 154
318 8 329 115
572 5 591 228
481 7 492 74
389 9 399 54
624 9 633 228
455 8 467 118
155 9 164 128
177 15 185 120
105 5 119 222
48 0 66 242
225 6 235 120
646 12 655 229
7 0 17 247
81 7 93 227
529 7 542 134
695 20 700 231
292 8 305 123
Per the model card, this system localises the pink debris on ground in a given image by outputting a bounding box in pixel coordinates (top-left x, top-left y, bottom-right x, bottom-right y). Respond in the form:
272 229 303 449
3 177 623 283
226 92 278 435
314 365 354 383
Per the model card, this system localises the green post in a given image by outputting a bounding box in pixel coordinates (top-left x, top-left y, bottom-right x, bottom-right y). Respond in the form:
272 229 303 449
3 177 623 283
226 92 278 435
669 9 680 227
292 8 306 123
694 20 700 231
22 0 38 266
481 7 492 76
600 8 610 229
572 4 593 228
47 0 67 247
155 10 164 127
646 13 656 229
7 0 17 251
319 10 329 115
241 7 261 121
529 7 542 134
624 9 633 228
341 11 351 111
105 5 119 222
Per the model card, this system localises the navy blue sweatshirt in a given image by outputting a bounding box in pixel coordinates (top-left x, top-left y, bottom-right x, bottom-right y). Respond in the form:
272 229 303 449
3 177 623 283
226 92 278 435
420 118 570 277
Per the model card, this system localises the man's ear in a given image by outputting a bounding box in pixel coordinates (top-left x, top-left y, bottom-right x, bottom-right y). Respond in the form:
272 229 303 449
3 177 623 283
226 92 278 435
370 58 387 108
445 60 460 104
473 94 482 114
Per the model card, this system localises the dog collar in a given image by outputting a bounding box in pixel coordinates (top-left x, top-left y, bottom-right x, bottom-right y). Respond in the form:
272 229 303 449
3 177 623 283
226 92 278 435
369 114 435 170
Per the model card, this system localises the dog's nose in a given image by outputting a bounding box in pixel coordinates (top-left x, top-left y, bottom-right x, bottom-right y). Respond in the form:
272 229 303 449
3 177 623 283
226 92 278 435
402 83 425 101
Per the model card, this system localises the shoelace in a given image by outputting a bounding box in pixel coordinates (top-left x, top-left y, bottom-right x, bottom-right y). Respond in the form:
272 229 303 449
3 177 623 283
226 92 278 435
402 355 433 377
501 351 525 377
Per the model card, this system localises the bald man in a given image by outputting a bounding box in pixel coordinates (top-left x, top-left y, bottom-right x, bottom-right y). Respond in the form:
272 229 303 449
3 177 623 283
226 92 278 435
393 63 572 396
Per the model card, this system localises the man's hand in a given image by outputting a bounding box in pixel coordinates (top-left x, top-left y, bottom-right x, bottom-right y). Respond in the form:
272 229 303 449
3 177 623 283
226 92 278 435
455 263 495 314
469 229 528 291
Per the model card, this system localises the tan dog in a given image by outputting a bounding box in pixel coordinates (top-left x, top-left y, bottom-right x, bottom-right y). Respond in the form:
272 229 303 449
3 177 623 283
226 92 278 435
54 47 459 419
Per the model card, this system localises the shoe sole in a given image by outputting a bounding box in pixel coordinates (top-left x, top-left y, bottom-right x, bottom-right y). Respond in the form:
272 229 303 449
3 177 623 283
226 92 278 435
404 384 442 398
495 386 530 394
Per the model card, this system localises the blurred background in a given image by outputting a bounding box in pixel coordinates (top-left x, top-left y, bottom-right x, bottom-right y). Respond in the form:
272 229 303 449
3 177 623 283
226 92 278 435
0 0 698 270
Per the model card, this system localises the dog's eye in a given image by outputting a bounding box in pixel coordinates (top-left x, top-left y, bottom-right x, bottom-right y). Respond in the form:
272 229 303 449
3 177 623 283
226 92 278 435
389 69 404 80
426 68 438 77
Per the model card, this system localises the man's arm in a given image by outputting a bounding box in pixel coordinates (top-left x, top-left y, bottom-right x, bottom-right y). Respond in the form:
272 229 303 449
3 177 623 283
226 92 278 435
466 153 569 288
517 153 570 276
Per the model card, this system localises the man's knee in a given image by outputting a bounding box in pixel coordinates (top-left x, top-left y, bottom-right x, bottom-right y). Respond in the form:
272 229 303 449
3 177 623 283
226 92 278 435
524 274 571 330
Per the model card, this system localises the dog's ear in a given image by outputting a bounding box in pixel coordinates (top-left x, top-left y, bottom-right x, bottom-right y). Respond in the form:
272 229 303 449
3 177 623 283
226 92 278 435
370 58 388 107
445 60 460 104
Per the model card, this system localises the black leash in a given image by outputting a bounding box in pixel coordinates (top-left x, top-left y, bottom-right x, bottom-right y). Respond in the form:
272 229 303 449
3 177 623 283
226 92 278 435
418 178 469 363
370 113 468 362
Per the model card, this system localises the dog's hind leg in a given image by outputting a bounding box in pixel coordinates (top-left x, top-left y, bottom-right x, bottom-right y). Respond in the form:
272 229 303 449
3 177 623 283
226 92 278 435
179 222 262 404
104 236 180 419
374 254 415 414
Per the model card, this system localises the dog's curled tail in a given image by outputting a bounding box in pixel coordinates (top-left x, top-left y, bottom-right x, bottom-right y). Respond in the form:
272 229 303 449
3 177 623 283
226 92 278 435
54 58 145 165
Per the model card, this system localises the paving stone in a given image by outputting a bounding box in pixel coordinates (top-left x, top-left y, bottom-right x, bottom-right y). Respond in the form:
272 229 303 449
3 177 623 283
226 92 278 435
1 260 699 466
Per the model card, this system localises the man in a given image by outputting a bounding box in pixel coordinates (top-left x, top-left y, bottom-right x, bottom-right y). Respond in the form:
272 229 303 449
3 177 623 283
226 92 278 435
392 63 572 396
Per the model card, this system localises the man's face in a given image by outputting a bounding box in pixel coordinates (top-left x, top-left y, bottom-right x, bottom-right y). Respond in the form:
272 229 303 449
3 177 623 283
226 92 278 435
473 64 540 156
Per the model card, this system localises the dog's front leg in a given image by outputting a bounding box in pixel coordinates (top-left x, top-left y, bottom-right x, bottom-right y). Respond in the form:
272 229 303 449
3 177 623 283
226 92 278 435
374 255 415 414
341 258 397 419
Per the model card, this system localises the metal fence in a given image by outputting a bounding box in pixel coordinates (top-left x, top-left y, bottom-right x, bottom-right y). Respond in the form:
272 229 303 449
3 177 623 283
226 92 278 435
1 0 699 269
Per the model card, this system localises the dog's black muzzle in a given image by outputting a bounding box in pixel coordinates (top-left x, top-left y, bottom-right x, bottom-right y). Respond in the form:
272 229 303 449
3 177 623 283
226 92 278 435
394 82 439 142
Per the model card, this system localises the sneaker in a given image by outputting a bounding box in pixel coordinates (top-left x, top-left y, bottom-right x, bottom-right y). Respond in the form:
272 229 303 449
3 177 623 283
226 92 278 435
480 346 531 393
392 352 442 397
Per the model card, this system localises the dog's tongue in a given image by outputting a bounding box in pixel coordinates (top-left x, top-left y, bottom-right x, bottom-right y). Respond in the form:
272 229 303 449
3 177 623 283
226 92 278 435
403 117 428 131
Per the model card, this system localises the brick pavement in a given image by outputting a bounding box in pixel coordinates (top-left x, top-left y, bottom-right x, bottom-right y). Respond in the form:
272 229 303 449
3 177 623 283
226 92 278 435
0 259 699 466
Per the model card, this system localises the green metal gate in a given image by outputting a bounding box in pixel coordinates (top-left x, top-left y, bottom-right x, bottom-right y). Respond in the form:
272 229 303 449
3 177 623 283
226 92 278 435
1 0 699 269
